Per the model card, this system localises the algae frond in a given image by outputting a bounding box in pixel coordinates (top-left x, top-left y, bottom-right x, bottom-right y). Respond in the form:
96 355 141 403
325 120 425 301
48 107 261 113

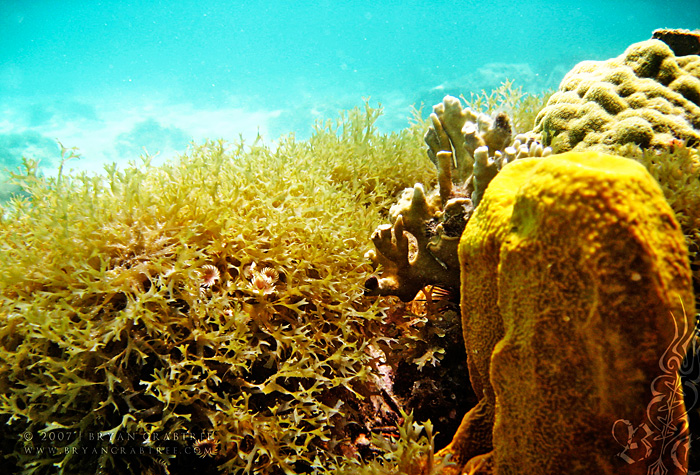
0 102 438 474
464 79 554 133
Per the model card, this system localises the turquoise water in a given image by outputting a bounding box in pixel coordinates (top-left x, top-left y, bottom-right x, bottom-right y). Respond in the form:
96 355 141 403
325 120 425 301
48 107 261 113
1 0 699 174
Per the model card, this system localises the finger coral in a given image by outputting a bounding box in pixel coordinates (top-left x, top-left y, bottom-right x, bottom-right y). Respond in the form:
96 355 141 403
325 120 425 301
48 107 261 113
365 94 550 302
442 151 695 474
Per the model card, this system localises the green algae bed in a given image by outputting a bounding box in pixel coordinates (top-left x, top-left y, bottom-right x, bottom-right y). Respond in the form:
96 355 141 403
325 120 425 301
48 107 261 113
0 103 447 475
0 89 699 475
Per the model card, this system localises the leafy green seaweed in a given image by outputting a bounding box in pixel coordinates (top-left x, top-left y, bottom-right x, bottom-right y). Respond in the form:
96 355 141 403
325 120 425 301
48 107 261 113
0 102 435 474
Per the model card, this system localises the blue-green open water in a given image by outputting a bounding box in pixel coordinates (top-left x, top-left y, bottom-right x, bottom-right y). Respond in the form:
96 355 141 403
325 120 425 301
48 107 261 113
1 0 699 174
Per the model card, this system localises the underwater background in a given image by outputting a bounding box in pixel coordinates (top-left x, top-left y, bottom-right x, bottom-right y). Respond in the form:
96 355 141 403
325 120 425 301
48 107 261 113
2 2 700 474
2 0 700 176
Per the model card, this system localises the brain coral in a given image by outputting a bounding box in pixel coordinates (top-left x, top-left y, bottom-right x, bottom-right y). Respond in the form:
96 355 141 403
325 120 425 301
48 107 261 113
533 39 700 152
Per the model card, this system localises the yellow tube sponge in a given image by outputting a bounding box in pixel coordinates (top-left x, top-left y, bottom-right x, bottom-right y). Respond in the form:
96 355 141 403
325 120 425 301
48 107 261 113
451 151 695 474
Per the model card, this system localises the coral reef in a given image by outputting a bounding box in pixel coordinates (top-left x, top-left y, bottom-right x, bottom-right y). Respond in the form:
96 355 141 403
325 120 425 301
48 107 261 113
361 40 700 475
531 39 700 153
365 95 550 302
4 37 700 474
440 151 695 474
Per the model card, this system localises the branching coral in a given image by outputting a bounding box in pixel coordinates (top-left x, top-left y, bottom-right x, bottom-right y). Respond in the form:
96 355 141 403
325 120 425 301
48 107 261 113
365 95 550 302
